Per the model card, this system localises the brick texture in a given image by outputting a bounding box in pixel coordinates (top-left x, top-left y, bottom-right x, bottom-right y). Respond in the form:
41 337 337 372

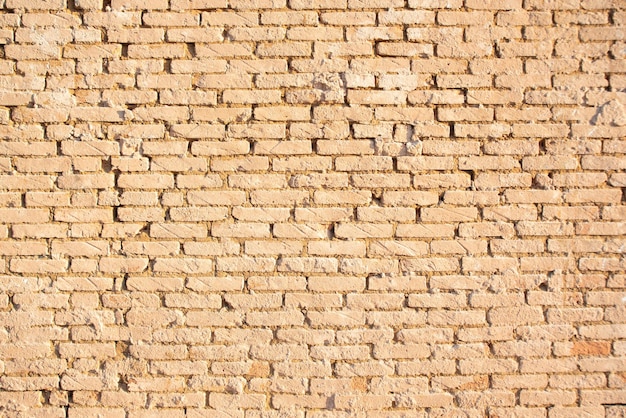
0 0 625 415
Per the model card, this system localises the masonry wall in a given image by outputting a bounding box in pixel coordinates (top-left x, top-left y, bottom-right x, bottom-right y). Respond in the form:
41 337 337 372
0 0 625 416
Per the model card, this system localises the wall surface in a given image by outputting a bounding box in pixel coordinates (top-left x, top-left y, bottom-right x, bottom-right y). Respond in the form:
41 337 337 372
0 0 625 416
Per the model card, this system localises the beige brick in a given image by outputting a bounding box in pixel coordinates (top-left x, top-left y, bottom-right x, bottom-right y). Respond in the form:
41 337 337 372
271 223 327 240
412 174 468 190
347 90 407 105
330 222 392 239
191 141 250 156
445 191 500 206
430 240 487 254
253 140 312 155
10 258 68 273
170 124 224 139
250 190 309 206
349 175 408 190
183 240 239 256
336 252 395 271
285 293 342 309
354 208 414 224
248 276 305 291
152 257 213 274
347 26 403 42
397 360 456 376
232 208 290 223
99 257 148 273
395 224 456 239
462 256 518 273
397 156 455 172
291 208 350 223
421 207 478 222
227 174 286 190
381 191 440 207
217 256 275 272
58 174 114 189
123 278 183 295
307 240 365 256
401 258 459 273
55 208 112 223
150 223 207 238
276 256 337 273
489 307 545 325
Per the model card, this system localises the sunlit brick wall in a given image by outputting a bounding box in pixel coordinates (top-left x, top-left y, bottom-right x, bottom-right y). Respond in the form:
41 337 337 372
0 0 625 416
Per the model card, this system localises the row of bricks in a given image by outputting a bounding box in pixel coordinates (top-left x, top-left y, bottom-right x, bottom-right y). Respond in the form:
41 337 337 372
1 0 622 12
5 102 626 122
2 40 625 61
2 157 626 176
0 68 623 88
2 155 626 176
1 24 625 44
1 290 625 311
0 236 625 254
0 182 623 202
1 59 622 78
2 124 625 143
2 221 625 239
1 256 625 274
0 288 624 310
0 311 623 337
0 173 622 191
0 372 623 394
0 356 623 378
0 272 618 292
2 104 623 124
0 406 622 418
3 114 626 135
1 393 625 415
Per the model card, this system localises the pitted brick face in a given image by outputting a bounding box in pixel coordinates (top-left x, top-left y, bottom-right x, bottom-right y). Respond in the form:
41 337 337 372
0 0 625 415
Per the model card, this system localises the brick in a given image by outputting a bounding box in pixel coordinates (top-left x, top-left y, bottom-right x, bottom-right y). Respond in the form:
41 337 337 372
212 222 269 238
250 190 308 205
347 90 407 105
150 223 207 238
233 208 290 222
55 208 112 223
397 360 456 376
395 224 456 239
192 141 249 156
10 259 68 273
423 142 481 158
382 191 440 206
170 125 224 140
0 208 49 224
99 257 148 273
153 257 213 274
488 307 545 325
505 190 562 204
293 207 351 223
459 156 520 171
117 174 174 189
444 191 500 206
483 205 537 222
107 28 164 43
271 223 327 239
421 208 478 222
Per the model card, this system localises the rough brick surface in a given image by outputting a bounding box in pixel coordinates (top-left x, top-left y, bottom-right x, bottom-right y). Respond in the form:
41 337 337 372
0 0 625 415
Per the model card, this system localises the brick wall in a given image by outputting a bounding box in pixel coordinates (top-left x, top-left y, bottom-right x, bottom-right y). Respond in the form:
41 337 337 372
0 0 625 416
